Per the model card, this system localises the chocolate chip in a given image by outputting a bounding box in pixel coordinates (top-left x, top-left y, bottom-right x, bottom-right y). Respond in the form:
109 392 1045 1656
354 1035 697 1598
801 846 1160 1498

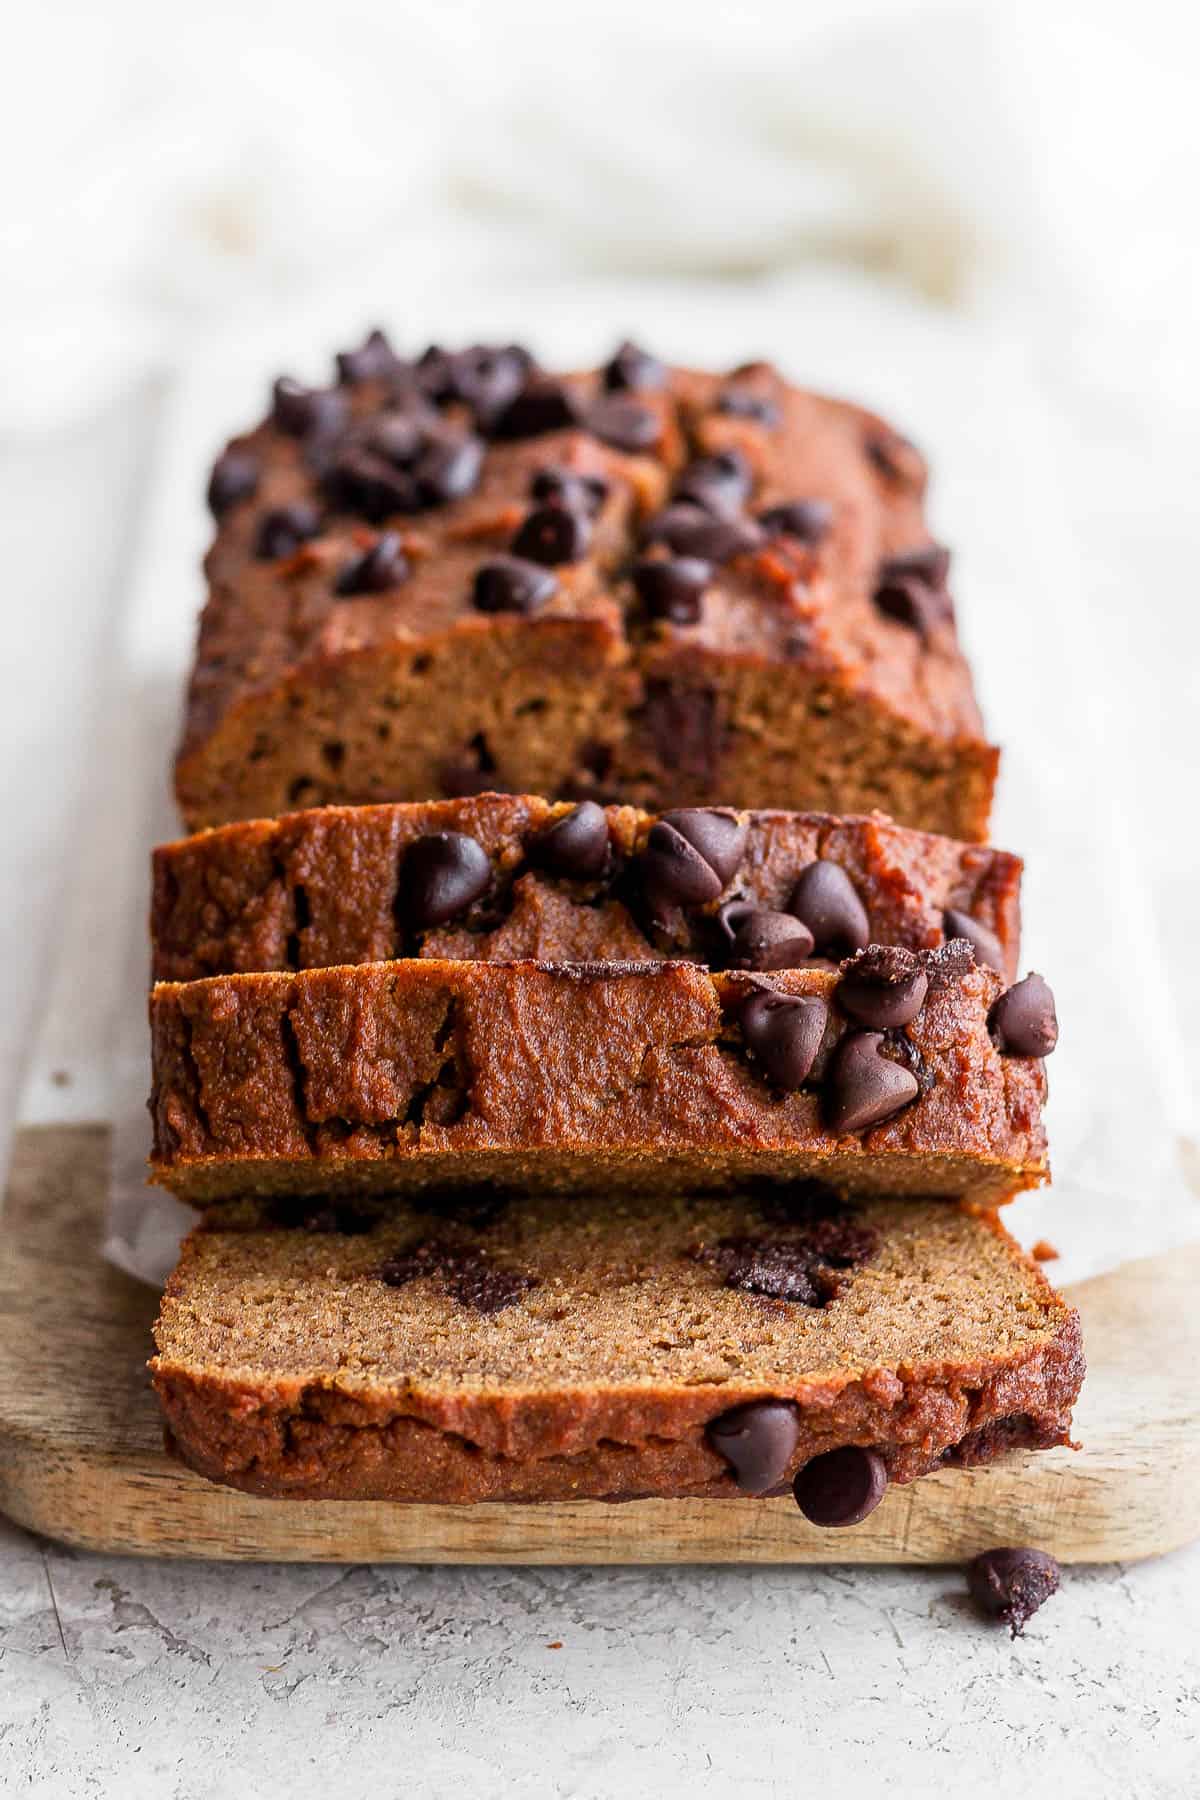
988 974 1058 1057
335 532 408 596
420 343 531 425
641 503 764 563
511 504 592 566
881 543 951 590
788 861 870 957
268 1196 375 1234
824 1030 920 1132
364 411 426 466
874 572 941 638
603 340 666 393
793 1446 888 1527
836 946 929 1029
638 682 724 785
491 375 580 440
944 908 1005 974
415 434 485 506
380 1241 533 1314
757 498 833 544
271 376 346 439
207 448 260 517
738 990 827 1089
530 466 609 515
472 556 558 615
253 502 322 560
874 544 953 639
865 429 925 489
587 396 660 453
703 1237 826 1305
674 449 752 515
633 556 711 624
967 1548 1061 1636
661 808 747 885
716 387 779 425
530 801 610 879
336 328 402 385
718 903 815 971
401 832 492 928
707 1401 800 1494
323 446 419 521
638 821 724 908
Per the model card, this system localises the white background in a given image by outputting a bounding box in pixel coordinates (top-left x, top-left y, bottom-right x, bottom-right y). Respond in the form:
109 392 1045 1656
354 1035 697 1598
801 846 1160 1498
1 1 1198 1793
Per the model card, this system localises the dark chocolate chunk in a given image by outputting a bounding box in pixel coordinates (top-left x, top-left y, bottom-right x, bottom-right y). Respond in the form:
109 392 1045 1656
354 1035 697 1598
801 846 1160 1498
717 903 815 971
788 860 870 958
491 374 580 440
641 503 764 563
603 340 666 393
967 1547 1061 1636
824 1030 920 1132
707 1400 800 1495
793 1446 888 1527
511 503 592 566
661 808 748 885
943 908 1005 974
253 501 322 561
638 820 724 908
207 448 260 517
379 1241 533 1315
738 990 827 1090
587 396 660 453
836 946 929 1029
988 974 1058 1057
415 434 485 506
757 498 833 544
472 556 558 616
271 376 346 440
401 832 492 928
674 449 752 516
716 387 780 426
530 801 610 879
530 466 609 515
335 532 409 596
633 556 712 624
336 328 402 385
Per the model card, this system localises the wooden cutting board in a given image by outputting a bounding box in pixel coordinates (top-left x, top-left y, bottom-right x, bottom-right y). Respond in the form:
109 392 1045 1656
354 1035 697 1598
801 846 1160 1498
0 1123 1195 1565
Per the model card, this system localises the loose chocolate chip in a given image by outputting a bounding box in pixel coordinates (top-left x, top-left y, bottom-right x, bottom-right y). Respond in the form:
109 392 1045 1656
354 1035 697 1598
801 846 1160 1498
707 1400 801 1495
207 448 260 517
967 1548 1061 1636
587 396 660 453
718 903 815 971
253 501 322 560
414 433 485 506
380 1241 533 1315
530 466 609 515
603 340 666 393
336 328 402 385
944 908 1005 974
836 946 929 1029
335 531 408 596
788 860 870 958
988 973 1058 1057
638 820 724 908
793 1446 888 1527
642 503 764 564
674 449 752 515
757 498 833 544
824 1030 920 1132
633 556 712 624
472 556 559 616
661 808 748 885
717 387 780 426
738 990 828 1090
511 504 592 566
490 375 580 440
271 376 346 439
323 446 419 520
530 801 610 879
401 831 492 928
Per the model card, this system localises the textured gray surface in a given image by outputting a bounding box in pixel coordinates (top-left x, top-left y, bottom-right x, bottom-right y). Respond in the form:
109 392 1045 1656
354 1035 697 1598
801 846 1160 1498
1 1515 1197 1797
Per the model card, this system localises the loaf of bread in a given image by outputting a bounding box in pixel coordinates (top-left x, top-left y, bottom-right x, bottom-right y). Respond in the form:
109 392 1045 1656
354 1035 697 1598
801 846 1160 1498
151 1188 1082 1504
152 796 1020 984
179 336 997 838
148 948 1052 1207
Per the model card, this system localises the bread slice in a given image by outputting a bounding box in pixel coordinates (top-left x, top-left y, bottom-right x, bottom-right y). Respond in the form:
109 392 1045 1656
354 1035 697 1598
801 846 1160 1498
150 1191 1082 1503
149 948 1050 1207
152 795 1021 985
177 340 997 839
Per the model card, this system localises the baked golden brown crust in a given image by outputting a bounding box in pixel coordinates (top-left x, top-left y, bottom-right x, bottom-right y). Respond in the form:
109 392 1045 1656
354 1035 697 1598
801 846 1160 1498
150 1194 1082 1503
148 950 1049 1206
178 343 997 839
152 796 1022 984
